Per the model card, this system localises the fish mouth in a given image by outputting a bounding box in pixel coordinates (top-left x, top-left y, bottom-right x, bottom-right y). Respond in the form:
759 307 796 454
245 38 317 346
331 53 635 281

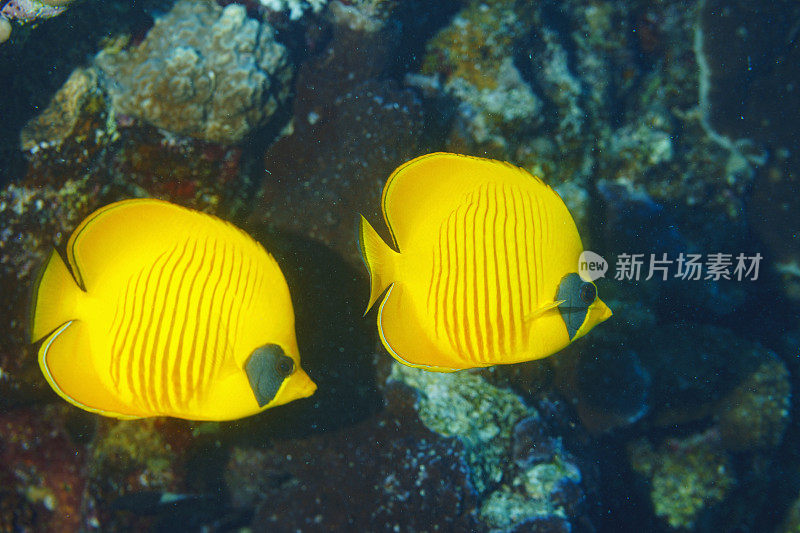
594 300 613 322
295 369 318 399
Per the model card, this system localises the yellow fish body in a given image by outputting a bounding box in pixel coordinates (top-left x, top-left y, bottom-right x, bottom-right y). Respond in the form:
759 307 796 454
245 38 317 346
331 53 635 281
358 153 612 371
30 199 316 420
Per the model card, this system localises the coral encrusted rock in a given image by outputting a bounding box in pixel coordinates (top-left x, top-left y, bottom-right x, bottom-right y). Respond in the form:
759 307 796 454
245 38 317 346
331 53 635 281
95 0 292 143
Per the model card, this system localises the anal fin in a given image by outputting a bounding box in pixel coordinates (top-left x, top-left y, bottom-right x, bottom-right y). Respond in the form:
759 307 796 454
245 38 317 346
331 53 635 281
39 320 142 419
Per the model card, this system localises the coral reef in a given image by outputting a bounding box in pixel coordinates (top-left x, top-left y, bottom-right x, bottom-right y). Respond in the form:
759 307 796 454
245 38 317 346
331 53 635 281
233 384 483 531
711 0 800 303
20 66 107 152
553 315 792 445
0 0 797 530
419 0 541 157
0 173 100 412
257 0 327 20
0 17 10 43
715 355 791 451
250 0 422 264
1 0 72 23
390 363 589 530
89 419 183 495
0 405 87 531
390 364 531 494
87 419 194 530
95 0 293 143
416 0 767 255
0 0 74 43
629 430 734 529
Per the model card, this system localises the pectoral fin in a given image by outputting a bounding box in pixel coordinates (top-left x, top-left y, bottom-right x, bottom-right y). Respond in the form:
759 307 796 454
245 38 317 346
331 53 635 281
524 300 566 322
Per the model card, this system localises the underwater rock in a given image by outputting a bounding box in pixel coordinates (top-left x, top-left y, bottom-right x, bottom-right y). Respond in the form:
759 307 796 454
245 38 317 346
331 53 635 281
640 324 788 434
0 174 100 408
15 57 249 212
0 0 72 24
479 487 575 532
605 115 674 179
600 0 764 228
255 79 422 264
0 405 87 531
326 0 396 31
251 4 423 264
0 17 10 43
16 64 116 189
715 354 791 451
390 363 590 530
574 348 651 434
549 306 656 434
0 0 74 44
87 418 193 529
778 491 800 533
389 363 532 494
420 0 542 156
700 0 799 305
109 134 244 211
700 0 800 151
89 419 186 495
750 152 800 303
553 312 791 444
0 1 166 180
256 0 327 21
235 383 483 531
95 0 293 143
234 376 590 531
20 66 106 152
414 0 766 255
629 430 733 530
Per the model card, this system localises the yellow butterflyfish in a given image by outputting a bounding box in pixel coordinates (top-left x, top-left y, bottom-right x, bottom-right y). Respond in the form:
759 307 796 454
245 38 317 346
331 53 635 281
358 153 612 371
30 199 316 420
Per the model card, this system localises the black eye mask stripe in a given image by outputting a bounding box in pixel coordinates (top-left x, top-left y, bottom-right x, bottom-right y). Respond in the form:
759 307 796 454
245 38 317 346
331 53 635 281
245 344 294 407
556 273 596 340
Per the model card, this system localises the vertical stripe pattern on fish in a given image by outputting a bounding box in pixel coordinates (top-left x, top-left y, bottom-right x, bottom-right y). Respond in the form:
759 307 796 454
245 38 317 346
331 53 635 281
359 153 612 371
30 199 316 420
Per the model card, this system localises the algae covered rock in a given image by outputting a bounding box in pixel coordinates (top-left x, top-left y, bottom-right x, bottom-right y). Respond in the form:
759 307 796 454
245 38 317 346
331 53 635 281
715 354 791 451
629 431 734 530
20 67 106 152
0 0 75 44
390 363 589 530
420 0 542 155
95 0 292 143
390 363 531 494
89 419 179 494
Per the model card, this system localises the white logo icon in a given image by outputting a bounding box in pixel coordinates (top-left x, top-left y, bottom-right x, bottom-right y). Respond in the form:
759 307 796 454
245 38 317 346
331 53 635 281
579 251 608 281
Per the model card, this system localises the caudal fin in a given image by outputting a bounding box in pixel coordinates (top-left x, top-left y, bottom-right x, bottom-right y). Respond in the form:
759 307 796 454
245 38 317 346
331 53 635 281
357 215 399 314
30 250 82 342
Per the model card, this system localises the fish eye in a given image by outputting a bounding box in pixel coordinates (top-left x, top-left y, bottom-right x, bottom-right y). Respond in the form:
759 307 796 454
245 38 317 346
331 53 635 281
275 355 295 377
579 283 597 304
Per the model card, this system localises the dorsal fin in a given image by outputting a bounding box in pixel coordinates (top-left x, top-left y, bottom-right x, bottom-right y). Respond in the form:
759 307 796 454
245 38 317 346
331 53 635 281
65 199 262 292
381 153 550 252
